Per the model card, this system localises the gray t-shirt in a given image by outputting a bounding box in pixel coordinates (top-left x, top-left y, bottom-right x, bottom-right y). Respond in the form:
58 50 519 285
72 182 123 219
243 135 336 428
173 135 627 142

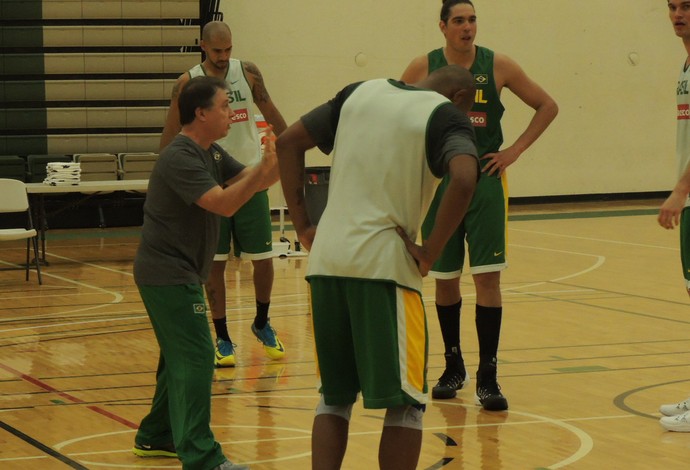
133 134 245 286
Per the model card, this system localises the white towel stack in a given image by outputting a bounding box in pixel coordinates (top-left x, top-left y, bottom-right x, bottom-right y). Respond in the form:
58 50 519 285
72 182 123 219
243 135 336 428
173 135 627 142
44 162 81 186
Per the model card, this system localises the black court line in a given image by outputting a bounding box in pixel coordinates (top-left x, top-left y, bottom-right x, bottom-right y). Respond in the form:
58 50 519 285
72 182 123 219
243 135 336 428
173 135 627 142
427 435 456 470
0 420 89 469
433 432 458 446
495 278 690 327
251 404 314 412
613 378 690 420
426 457 454 469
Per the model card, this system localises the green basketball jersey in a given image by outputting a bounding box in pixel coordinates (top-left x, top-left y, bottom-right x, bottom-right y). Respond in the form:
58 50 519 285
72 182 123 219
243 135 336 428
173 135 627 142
428 46 505 162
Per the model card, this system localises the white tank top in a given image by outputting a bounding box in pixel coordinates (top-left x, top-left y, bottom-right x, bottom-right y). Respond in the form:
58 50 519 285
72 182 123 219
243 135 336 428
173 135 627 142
306 79 448 291
188 59 261 166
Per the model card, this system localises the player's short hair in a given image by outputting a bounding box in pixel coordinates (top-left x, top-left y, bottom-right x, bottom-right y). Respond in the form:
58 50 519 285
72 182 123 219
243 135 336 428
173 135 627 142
440 0 475 23
178 76 227 126
201 20 231 42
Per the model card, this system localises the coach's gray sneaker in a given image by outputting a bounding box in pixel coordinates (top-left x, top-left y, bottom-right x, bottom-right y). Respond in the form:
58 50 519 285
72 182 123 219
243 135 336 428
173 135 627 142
213 459 250 470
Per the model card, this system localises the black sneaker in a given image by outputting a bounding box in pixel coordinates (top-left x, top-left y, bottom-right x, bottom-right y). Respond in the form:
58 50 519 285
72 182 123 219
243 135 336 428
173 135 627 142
132 442 178 458
475 362 508 411
432 367 468 399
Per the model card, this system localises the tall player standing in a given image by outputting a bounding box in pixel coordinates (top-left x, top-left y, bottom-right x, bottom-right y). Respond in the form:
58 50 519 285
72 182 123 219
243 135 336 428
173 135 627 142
400 0 558 410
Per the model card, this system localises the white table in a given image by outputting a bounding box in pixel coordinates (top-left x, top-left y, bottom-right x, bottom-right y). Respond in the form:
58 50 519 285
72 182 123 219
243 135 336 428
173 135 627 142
25 179 149 194
26 180 149 264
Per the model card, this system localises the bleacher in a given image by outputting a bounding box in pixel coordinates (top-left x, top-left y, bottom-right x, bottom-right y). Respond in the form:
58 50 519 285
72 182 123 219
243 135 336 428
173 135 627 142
0 0 223 228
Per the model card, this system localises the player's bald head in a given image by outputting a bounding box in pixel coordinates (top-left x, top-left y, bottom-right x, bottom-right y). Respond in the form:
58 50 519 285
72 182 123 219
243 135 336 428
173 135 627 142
423 65 474 97
202 21 231 42
418 65 475 112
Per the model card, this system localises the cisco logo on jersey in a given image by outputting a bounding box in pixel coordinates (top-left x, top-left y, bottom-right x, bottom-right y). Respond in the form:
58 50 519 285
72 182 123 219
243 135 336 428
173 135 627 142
231 108 250 123
468 111 487 127
679 80 690 120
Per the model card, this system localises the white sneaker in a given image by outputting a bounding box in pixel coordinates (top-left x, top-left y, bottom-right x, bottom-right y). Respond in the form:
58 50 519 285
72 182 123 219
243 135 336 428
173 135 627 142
660 411 690 432
659 397 690 416
214 462 249 470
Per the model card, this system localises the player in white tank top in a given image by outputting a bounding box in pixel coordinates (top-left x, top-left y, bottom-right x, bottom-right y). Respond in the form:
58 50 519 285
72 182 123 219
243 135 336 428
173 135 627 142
158 21 288 368
658 0 690 433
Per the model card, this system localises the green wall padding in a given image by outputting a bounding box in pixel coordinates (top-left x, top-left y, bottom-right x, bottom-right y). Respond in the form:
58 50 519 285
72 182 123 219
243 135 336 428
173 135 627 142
0 0 42 20
2 54 45 75
3 109 47 130
3 26 44 47
3 80 45 102
6 136 47 156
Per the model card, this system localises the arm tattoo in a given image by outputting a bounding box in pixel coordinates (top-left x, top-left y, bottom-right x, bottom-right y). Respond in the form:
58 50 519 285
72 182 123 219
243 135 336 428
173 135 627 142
245 62 270 104
171 81 181 101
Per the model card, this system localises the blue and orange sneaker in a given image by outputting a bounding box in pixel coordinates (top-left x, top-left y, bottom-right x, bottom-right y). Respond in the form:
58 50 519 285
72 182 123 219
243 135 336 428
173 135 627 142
215 338 236 367
251 321 285 360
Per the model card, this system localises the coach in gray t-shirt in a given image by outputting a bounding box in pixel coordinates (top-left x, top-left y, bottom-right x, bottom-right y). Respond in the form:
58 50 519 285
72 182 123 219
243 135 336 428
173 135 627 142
131 76 276 470
133 135 244 286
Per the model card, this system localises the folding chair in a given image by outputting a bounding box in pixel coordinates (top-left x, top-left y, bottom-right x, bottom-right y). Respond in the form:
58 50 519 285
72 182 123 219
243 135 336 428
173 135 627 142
73 153 119 181
0 178 42 284
118 152 158 180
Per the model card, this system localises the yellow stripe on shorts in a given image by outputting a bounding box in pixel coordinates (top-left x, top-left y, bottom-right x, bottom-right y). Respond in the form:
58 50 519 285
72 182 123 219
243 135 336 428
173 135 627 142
397 287 427 403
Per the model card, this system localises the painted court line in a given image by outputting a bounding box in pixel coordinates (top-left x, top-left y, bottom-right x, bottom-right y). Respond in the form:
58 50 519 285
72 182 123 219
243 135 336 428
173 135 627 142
0 362 139 430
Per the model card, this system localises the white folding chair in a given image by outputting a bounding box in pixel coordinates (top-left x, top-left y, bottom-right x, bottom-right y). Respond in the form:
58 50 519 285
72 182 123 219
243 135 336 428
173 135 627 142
0 178 42 284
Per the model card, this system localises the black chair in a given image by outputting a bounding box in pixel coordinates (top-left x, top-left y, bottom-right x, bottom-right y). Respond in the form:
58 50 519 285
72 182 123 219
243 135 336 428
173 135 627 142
0 155 26 182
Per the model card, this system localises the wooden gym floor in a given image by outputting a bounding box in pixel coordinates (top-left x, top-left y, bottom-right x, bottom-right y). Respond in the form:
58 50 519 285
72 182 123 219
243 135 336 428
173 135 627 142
1 199 689 469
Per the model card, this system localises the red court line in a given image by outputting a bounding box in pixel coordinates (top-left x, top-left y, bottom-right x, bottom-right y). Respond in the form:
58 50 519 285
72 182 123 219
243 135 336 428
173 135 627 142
0 362 139 429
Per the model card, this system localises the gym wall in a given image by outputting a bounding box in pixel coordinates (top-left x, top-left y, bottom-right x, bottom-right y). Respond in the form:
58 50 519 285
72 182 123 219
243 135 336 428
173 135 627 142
221 0 678 199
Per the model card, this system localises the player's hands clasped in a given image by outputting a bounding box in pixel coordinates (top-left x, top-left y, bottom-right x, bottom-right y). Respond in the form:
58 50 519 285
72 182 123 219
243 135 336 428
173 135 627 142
259 126 280 187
